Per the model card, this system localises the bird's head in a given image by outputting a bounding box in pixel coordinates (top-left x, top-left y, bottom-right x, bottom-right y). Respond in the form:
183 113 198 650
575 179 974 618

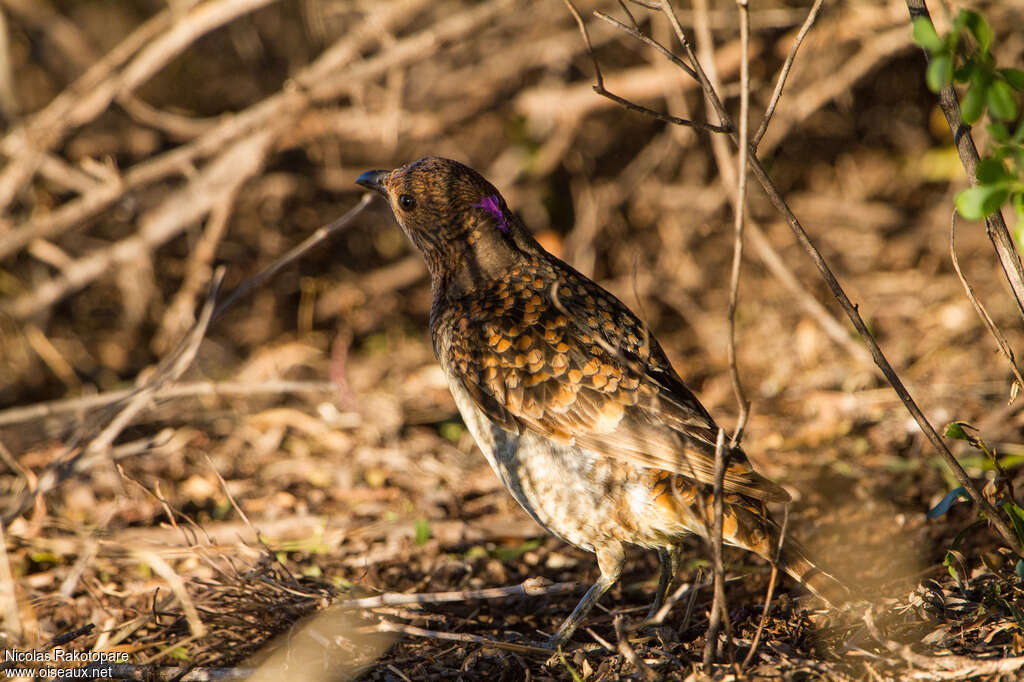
357 157 535 288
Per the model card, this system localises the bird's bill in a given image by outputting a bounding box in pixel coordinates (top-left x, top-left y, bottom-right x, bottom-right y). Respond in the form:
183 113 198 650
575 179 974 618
355 169 390 195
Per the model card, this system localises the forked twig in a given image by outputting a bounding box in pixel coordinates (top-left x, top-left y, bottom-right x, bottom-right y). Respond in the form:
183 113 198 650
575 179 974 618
751 0 824 148
949 211 1024 398
566 1 730 134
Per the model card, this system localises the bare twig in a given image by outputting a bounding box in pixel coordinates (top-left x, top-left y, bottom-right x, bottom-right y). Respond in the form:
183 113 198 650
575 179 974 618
614 615 658 681
950 211 1024 398
863 607 1024 679
751 0 824 148
596 9 874 370
567 3 729 134
726 0 751 446
905 0 1024 320
371 620 551 656
338 578 579 610
0 380 337 427
703 428 729 668
211 193 372 325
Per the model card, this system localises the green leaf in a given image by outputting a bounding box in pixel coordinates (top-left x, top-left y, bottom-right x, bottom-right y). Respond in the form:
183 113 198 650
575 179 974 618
988 80 1019 121
961 81 986 124
945 422 970 440
414 518 431 545
912 18 945 53
1002 68 1024 91
1013 192 1024 220
1004 502 1024 545
944 550 961 583
987 122 1010 143
977 158 1012 184
1013 117 1024 143
927 55 953 92
956 184 1009 219
961 10 993 53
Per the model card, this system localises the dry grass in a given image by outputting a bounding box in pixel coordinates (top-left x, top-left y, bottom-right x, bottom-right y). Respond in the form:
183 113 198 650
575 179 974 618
2 0 1024 678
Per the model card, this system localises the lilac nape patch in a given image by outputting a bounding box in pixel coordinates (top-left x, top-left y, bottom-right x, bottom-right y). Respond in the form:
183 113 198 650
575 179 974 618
472 194 509 234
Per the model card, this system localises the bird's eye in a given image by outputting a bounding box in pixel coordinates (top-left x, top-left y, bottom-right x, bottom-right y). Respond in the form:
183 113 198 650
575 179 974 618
398 194 416 211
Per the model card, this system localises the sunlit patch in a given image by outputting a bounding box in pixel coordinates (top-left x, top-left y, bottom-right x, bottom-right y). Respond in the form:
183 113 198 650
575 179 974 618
472 194 509 233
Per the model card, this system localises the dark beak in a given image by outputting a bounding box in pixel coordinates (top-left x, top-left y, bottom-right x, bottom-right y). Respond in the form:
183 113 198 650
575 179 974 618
356 169 389 195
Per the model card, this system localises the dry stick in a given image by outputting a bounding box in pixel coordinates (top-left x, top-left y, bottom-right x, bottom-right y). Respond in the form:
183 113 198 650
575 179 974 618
861 607 1024 679
750 0 824 149
337 578 579 610
371 620 551 656
703 428 729 668
614 615 658 682
210 194 372 325
640 0 1024 556
904 0 1024 320
726 0 751 446
564 0 728 134
0 380 337 427
0 0 276 216
949 211 1024 396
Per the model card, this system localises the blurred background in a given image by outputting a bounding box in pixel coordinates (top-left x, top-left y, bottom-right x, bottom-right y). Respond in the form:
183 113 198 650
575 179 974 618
1 0 1023 677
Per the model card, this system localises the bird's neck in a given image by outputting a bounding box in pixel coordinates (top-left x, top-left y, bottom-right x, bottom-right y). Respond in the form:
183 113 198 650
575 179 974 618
428 231 528 304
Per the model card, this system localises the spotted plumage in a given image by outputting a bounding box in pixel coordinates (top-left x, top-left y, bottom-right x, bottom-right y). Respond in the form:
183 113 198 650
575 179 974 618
357 157 847 646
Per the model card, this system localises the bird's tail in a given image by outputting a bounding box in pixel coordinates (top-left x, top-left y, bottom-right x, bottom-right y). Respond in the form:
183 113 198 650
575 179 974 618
653 477 850 605
718 496 850 606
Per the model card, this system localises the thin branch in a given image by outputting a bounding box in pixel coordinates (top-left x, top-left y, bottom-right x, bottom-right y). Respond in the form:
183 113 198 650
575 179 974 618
0 380 337 427
615 615 658 681
337 578 579 610
703 428 729 668
583 8 731 133
949 211 1024 398
210 193 372 325
904 0 1024 320
592 87 732 133
726 0 751 446
370 620 552 656
751 0 824 148
594 11 698 80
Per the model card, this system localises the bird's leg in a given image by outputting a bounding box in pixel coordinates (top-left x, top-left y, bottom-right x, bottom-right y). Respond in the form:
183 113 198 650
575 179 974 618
545 542 624 649
646 545 682 620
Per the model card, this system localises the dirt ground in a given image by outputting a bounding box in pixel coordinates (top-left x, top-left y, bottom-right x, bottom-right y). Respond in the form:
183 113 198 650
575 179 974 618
2 0 1024 679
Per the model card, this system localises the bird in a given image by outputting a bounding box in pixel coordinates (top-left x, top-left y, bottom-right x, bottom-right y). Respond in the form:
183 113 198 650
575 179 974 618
356 156 847 647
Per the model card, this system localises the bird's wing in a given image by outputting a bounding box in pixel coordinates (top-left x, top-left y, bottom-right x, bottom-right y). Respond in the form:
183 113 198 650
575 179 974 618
440 266 789 503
